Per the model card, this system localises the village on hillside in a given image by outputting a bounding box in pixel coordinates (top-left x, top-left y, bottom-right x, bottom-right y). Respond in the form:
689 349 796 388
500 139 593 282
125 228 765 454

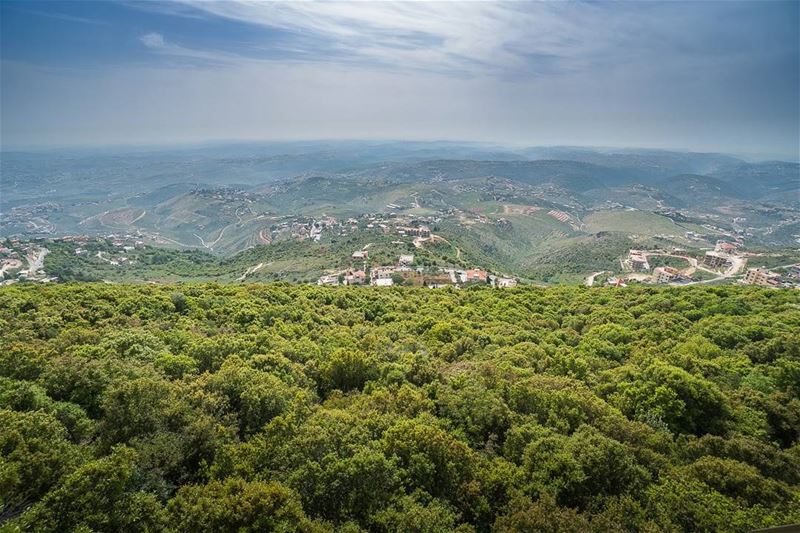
317 249 517 289
590 240 800 289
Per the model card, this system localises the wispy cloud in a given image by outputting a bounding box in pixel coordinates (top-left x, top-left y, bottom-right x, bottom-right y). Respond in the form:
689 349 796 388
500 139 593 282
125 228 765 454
134 1 609 76
134 1 782 80
138 31 246 66
140 32 165 49
16 7 108 26
4 0 796 155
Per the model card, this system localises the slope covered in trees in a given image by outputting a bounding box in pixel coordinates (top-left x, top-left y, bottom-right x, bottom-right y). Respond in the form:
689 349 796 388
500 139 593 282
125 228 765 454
1 284 798 532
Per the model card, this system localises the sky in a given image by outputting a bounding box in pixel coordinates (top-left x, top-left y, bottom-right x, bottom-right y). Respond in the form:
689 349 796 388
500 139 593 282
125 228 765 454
1 0 798 158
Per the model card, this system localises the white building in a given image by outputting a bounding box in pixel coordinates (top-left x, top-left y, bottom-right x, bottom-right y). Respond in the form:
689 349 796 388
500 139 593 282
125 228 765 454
317 275 339 286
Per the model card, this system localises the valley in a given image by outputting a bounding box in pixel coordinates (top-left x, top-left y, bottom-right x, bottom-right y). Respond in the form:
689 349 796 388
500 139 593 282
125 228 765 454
2 142 798 285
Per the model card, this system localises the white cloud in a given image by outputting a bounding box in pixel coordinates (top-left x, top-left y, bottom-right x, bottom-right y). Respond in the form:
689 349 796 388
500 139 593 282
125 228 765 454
140 32 166 49
4 1 796 156
136 1 609 76
134 1 780 80
138 32 245 65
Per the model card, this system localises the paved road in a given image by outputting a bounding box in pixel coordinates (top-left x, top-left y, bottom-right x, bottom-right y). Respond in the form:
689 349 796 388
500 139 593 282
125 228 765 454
585 271 607 287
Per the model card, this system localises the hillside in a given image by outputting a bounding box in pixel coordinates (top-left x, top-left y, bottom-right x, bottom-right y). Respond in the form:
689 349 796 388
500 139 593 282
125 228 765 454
655 174 745 204
3 145 799 272
357 159 636 190
710 162 800 200
1 284 798 531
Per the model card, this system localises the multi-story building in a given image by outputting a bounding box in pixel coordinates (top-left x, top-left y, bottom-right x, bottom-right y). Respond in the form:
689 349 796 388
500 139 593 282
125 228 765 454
703 251 732 270
652 266 680 284
399 226 431 238
627 250 650 272
744 268 781 287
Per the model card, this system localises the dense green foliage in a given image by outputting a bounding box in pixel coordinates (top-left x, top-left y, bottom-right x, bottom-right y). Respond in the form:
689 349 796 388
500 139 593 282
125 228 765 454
1 284 798 532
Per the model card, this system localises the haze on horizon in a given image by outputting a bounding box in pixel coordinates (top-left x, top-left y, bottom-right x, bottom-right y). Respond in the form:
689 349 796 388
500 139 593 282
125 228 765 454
1 0 798 160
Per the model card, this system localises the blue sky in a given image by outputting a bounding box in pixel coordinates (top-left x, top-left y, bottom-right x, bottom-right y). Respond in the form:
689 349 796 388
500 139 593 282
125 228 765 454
1 0 798 158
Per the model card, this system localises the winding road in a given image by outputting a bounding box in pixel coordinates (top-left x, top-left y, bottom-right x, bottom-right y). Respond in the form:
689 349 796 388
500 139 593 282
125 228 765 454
585 271 608 287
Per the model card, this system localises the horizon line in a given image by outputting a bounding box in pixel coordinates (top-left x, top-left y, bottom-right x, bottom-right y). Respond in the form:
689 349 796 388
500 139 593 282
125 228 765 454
2 137 798 163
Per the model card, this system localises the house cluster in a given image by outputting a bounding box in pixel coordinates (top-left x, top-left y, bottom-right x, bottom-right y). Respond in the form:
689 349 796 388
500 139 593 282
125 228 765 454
195 187 256 202
268 212 442 244
622 244 742 286
97 233 146 249
318 254 516 289
266 216 342 243
0 246 24 284
0 242 55 285
742 265 800 289
1 202 60 234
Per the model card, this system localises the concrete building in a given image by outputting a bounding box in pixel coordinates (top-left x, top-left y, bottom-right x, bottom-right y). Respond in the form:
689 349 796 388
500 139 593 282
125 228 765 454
344 270 366 285
371 267 395 282
744 268 781 287
352 250 368 260
496 277 518 288
626 250 650 272
465 269 488 283
399 226 431 237
398 254 414 265
703 251 732 270
652 266 680 284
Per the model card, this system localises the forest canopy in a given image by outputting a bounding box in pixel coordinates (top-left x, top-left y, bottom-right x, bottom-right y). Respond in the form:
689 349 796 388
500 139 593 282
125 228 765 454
0 283 798 532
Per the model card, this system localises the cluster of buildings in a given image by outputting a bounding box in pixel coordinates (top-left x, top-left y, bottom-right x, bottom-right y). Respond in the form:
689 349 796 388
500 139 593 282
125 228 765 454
318 253 516 289
67 234 146 267
622 241 746 286
265 216 342 243
742 265 800 289
264 213 441 245
0 242 55 285
0 245 24 284
0 202 60 235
